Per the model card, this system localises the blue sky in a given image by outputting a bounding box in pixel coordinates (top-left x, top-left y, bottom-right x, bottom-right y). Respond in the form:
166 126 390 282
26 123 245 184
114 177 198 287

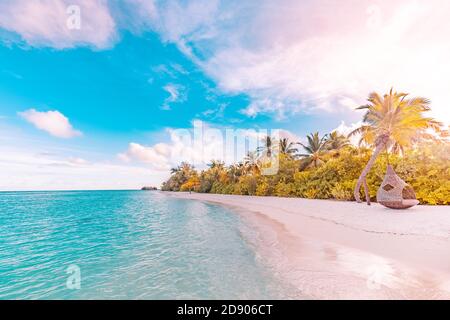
0 0 448 190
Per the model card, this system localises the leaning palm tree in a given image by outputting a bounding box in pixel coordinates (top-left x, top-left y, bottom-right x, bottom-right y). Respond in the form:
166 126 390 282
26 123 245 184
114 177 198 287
350 88 441 205
279 138 299 157
298 132 328 169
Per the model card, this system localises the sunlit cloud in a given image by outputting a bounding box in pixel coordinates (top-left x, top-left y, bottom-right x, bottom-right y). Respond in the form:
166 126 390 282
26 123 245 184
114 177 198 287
119 120 301 170
0 0 116 49
0 147 164 191
137 0 450 124
2 1 447 124
19 109 82 139
334 121 364 146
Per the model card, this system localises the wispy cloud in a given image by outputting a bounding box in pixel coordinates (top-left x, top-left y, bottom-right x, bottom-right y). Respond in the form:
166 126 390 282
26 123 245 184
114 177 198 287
0 0 116 49
2 69 23 79
196 1 450 123
67 157 89 166
19 109 82 139
151 63 190 80
161 83 187 110
0 147 164 191
200 103 228 121
1 0 449 125
137 0 450 124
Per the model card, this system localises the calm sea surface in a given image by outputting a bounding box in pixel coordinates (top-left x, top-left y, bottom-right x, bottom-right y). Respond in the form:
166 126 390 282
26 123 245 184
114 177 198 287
0 190 289 299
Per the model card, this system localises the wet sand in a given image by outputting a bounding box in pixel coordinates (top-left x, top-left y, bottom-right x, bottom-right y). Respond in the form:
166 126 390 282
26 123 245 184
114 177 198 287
168 192 450 299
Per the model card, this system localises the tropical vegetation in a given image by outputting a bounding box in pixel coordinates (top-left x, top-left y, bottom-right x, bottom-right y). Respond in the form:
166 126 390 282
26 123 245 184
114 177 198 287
161 90 449 205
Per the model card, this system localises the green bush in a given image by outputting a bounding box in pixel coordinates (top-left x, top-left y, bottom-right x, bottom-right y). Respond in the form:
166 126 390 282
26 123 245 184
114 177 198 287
331 182 354 201
274 182 295 197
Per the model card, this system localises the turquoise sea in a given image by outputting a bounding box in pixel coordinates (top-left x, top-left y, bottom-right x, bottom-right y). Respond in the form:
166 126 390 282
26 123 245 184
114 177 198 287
0 190 288 299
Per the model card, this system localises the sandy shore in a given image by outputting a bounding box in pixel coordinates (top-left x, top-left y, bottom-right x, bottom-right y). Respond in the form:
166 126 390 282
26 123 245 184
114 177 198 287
168 192 450 299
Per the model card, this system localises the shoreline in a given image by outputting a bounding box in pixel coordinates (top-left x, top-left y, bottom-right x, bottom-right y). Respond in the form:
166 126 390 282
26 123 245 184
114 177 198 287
167 192 450 299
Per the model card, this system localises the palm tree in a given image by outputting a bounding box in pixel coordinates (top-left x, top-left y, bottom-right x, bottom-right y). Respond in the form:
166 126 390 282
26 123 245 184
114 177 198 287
207 160 225 170
179 162 194 174
228 163 244 182
165 162 195 191
207 160 226 181
243 151 260 174
350 88 441 205
298 132 328 169
257 135 278 158
171 162 193 175
279 138 299 157
325 131 350 151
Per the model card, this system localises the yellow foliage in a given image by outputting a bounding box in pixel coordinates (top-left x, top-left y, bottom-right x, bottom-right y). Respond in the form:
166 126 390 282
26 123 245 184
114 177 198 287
164 141 450 205
180 176 200 192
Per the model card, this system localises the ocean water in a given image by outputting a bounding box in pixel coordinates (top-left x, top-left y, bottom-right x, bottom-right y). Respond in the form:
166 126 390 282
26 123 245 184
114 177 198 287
0 190 289 299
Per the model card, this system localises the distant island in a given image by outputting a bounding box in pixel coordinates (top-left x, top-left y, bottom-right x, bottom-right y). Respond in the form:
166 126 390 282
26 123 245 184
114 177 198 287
141 186 158 191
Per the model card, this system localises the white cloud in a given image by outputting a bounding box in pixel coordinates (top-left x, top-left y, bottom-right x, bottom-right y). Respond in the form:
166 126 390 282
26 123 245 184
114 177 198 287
148 0 220 46
0 0 116 49
0 0 217 51
136 0 450 125
3 0 449 125
119 120 302 170
334 121 364 146
0 146 167 191
67 157 89 166
161 83 186 110
117 153 131 163
278 129 302 144
119 123 213 170
241 98 303 121
115 0 158 31
19 109 82 138
118 142 171 170
0 122 169 190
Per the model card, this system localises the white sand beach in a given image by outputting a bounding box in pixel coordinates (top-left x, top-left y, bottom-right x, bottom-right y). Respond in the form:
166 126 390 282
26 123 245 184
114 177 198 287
169 192 450 299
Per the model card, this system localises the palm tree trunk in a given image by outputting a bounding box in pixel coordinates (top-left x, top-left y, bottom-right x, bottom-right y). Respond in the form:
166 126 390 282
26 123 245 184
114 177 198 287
354 142 384 205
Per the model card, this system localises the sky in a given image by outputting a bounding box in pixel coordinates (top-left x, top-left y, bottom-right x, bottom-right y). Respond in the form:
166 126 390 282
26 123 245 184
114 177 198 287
0 0 449 191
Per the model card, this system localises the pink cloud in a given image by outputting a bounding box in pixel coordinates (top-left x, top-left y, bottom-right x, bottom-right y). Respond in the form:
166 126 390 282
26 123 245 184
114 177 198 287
138 0 450 124
0 0 116 49
19 109 82 138
195 0 450 124
2 0 449 125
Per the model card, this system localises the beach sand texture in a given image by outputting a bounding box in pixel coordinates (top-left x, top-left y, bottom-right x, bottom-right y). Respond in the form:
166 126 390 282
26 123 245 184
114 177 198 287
169 193 450 299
